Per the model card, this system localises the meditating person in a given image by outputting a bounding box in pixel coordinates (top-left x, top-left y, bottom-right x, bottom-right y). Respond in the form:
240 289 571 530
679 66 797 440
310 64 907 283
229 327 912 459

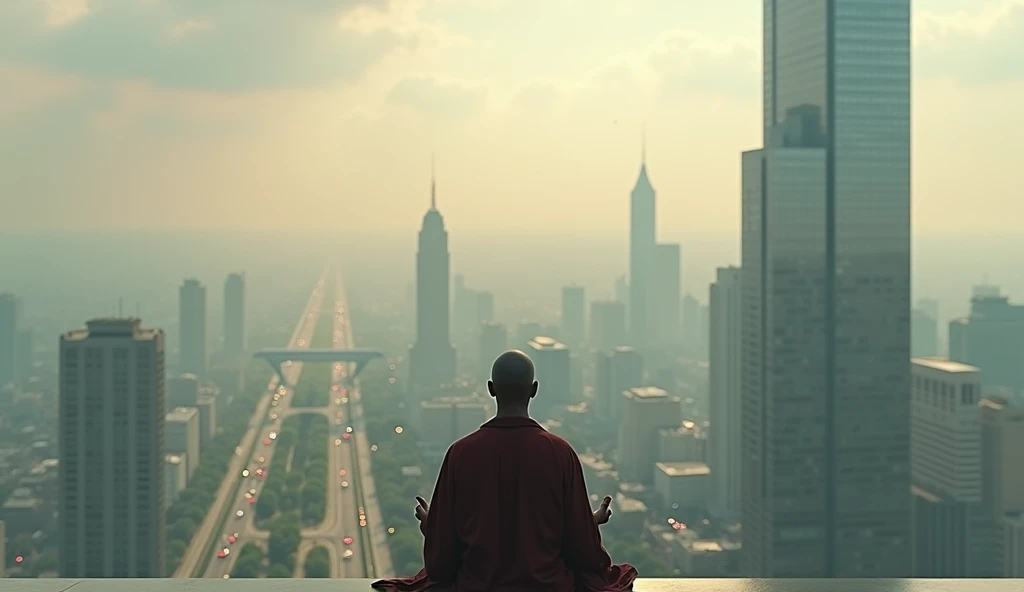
372 349 637 592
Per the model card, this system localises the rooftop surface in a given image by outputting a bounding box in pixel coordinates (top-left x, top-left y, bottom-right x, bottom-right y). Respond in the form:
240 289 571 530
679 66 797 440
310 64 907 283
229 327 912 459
5 580 1022 592
912 357 980 374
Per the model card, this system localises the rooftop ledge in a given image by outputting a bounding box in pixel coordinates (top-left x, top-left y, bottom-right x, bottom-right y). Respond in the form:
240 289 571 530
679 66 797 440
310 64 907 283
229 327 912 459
4 581 1019 592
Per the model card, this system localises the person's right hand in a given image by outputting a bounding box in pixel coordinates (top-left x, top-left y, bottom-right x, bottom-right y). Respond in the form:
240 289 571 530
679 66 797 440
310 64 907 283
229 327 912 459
593 495 613 525
414 495 429 522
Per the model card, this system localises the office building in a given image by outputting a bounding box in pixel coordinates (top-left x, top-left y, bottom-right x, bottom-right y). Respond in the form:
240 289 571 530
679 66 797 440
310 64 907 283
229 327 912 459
740 0 912 577
629 146 657 349
618 387 682 483
0 294 20 386
477 291 494 325
590 301 627 351
166 407 200 479
910 358 982 577
196 393 217 451
561 285 586 349
597 346 643 420
658 419 706 463
949 292 1024 396
655 462 711 512
527 336 570 417
165 454 187 510
409 171 457 392
479 322 507 380
652 244 682 345
179 279 207 376
59 318 165 577
980 397 1024 576
615 275 628 305
223 272 245 356
709 266 742 520
167 373 199 411
681 293 699 353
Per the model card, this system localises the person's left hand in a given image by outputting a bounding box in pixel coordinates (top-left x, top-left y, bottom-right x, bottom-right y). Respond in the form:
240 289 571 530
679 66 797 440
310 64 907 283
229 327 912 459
414 496 429 522
593 496 613 525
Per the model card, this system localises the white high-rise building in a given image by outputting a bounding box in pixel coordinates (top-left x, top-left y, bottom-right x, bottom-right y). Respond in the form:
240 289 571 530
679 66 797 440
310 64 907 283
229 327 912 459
59 318 165 577
166 406 201 479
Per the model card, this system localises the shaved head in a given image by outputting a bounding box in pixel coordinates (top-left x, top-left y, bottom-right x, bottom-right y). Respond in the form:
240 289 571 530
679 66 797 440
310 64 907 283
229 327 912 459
488 350 538 403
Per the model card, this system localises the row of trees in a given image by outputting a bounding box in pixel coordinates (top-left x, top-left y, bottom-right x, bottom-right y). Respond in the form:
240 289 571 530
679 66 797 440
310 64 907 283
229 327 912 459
291 287 336 408
164 363 268 575
304 545 332 577
359 361 432 576
266 511 303 575
255 414 330 526
229 542 265 578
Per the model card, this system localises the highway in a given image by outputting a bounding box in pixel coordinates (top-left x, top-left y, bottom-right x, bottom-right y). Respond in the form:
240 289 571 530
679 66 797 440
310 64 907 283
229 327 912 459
177 268 328 578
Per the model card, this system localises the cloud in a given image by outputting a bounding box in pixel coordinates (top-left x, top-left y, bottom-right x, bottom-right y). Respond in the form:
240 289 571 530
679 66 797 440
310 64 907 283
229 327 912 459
0 0 444 91
647 31 758 99
386 75 487 117
915 0 1024 83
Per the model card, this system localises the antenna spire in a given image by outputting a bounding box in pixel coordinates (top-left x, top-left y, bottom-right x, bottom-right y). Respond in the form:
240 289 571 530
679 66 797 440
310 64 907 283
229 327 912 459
430 154 437 210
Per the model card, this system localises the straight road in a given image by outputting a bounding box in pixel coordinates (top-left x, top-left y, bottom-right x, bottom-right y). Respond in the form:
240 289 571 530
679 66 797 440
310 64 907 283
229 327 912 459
184 269 329 578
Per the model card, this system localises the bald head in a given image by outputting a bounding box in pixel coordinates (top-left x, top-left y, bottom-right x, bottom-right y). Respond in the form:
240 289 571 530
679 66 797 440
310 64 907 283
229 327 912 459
488 350 538 403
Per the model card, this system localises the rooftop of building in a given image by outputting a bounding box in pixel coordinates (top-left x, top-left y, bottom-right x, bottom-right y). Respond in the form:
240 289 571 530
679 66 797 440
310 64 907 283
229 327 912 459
912 357 980 374
626 386 670 399
166 407 199 421
656 461 711 477
9 581 1024 592
64 318 160 341
165 454 185 465
528 335 568 351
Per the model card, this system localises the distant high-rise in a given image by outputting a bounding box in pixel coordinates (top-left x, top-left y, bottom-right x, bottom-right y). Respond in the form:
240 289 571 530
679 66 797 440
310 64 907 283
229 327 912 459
949 293 1024 396
740 0 912 577
179 279 207 376
652 244 681 345
561 285 586 349
0 294 21 386
912 308 939 358
166 406 201 479
708 266 742 520
590 301 627 351
594 346 643 421
618 387 682 484
223 272 246 356
409 170 456 392
681 293 700 353
527 336 570 418
477 291 495 325
479 322 507 381
910 358 982 577
629 140 656 349
59 318 165 577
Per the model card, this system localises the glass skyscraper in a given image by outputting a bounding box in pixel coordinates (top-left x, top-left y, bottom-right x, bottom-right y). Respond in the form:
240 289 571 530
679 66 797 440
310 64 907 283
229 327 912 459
741 0 911 577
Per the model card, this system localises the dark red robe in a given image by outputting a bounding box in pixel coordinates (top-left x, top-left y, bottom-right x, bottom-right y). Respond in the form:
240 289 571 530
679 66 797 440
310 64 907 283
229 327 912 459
372 416 636 592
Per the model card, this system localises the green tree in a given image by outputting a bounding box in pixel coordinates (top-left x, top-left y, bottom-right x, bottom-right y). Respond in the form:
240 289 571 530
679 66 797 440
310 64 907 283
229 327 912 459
255 489 278 520
170 518 197 541
267 563 292 578
304 546 331 577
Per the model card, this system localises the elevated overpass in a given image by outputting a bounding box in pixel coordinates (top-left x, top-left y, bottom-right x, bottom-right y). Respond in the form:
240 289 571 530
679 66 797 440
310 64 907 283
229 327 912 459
253 348 384 387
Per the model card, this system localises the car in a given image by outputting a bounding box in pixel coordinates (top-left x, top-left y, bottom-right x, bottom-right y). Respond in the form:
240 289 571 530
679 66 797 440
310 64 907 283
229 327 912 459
249 488 257 496
263 438 272 446
359 506 365 514
343 550 354 560
269 431 277 440
359 519 367 527
339 469 347 477
341 481 349 488
343 537 354 545
248 497 257 505
269 412 278 420
235 510 245 519
342 433 351 440
217 548 230 558
335 438 342 446
244 492 253 499
227 533 238 544
257 456 266 464
346 426 354 433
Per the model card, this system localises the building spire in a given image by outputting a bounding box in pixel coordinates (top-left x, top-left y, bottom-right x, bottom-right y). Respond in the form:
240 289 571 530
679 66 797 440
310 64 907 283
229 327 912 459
641 122 647 164
430 153 437 210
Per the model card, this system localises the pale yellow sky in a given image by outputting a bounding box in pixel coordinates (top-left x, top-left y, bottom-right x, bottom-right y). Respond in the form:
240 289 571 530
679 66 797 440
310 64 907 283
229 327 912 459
1 0 1022 239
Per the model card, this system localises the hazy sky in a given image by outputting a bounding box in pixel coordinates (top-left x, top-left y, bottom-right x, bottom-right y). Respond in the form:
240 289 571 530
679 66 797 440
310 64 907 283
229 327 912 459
2 0 1021 239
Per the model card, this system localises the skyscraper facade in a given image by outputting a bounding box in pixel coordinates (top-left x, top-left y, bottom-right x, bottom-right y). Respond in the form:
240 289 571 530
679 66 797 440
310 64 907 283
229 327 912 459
652 243 681 345
223 272 246 356
0 293 21 386
740 0 912 577
561 285 586 349
179 279 207 376
409 175 456 392
709 266 742 520
59 318 165 577
629 152 656 349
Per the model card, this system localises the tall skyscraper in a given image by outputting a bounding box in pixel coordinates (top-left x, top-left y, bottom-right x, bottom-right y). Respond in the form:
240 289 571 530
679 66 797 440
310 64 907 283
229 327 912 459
618 387 682 484
629 141 656 349
527 336 570 418
223 272 246 356
477 291 495 325
652 244 681 345
590 301 627 351
594 346 643 421
912 308 939 358
0 293 21 386
179 279 207 376
949 293 1024 396
409 171 456 392
59 318 165 577
479 321 507 381
909 358 982 577
740 0 912 577
561 285 586 349
709 266 742 520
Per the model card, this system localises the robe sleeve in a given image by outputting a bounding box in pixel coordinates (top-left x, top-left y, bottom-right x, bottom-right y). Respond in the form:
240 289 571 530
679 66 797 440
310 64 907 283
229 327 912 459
422 445 461 583
561 446 613 573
